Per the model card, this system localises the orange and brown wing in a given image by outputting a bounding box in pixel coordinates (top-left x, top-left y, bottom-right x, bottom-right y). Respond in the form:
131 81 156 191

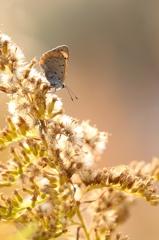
39 45 69 87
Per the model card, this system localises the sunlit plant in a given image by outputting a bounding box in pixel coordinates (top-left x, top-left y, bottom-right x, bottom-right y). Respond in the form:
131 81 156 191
0 33 159 240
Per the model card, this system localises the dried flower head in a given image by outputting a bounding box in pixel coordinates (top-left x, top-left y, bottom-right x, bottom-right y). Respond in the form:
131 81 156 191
0 33 158 240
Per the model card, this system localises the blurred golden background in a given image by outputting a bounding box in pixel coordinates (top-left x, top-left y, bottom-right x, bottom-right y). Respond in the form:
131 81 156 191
0 0 159 239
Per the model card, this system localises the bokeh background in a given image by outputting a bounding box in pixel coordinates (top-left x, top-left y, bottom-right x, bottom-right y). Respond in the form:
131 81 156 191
0 0 159 239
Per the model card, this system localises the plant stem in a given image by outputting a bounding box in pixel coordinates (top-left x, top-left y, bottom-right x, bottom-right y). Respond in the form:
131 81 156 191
76 206 91 240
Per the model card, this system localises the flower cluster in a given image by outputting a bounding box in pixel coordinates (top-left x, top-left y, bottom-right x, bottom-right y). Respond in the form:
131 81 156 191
0 33 159 240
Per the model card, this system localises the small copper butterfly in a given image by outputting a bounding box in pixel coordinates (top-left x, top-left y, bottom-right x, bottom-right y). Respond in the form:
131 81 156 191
39 45 77 100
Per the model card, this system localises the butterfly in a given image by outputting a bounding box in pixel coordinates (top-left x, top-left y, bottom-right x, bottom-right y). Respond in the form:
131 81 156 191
39 45 77 100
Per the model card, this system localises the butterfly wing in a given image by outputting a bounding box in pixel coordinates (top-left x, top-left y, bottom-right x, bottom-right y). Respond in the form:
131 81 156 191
39 45 69 89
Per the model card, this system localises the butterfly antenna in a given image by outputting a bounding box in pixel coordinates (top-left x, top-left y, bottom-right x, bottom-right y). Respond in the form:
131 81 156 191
65 85 78 101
